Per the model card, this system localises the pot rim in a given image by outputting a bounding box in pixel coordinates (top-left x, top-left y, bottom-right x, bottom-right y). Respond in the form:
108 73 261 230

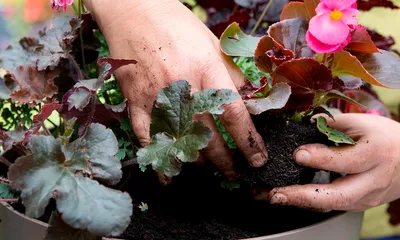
245 211 347 240
1 202 348 239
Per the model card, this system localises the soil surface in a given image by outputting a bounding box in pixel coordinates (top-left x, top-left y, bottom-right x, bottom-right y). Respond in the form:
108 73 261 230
119 111 339 240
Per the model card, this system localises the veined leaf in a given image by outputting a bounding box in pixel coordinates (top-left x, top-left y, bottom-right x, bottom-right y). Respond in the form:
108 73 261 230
280 2 310 21
137 80 239 177
8 124 132 236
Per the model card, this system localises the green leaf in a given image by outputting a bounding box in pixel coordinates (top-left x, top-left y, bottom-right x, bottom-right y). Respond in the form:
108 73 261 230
221 180 241 191
0 182 18 199
116 149 127 161
44 212 102 240
137 80 240 177
220 22 260 57
244 83 291 115
8 124 132 236
316 117 355 145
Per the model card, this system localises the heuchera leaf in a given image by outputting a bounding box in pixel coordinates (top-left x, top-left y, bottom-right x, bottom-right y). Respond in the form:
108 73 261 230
272 58 333 111
104 99 127 113
33 101 61 123
66 59 136 112
220 22 260 57
7 66 58 104
44 212 102 240
316 117 355 145
137 80 240 177
8 124 132 236
234 0 263 8
254 36 294 73
267 18 314 58
0 77 11 99
331 50 400 88
244 82 291 114
0 124 25 152
345 25 379 53
280 2 310 21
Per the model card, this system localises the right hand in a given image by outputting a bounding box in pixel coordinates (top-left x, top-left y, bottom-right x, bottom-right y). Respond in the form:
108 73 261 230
85 0 269 180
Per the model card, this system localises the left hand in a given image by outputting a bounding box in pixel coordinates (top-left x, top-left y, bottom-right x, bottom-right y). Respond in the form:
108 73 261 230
260 114 400 212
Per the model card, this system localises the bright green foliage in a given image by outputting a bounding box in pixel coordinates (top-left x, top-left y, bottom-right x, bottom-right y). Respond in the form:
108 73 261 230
137 80 240 177
234 56 268 85
316 117 355 145
220 23 260 57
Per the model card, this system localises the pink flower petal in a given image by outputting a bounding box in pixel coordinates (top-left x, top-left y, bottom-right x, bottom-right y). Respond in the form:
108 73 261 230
306 31 341 53
306 31 351 53
322 0 357 11
342 8 359 26
315 3 332 15
309 14 350 45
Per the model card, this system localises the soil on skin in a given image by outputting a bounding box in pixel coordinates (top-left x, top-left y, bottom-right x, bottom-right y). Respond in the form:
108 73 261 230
120 111 339 240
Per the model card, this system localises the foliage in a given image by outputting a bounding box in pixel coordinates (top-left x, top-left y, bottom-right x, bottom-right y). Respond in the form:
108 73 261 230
137 80 239 177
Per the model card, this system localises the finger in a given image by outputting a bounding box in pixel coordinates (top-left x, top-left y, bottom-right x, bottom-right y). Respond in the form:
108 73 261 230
293 142 378 174
268 173 374 211
128 104 151 147
202 65 268 168
195 113 238 180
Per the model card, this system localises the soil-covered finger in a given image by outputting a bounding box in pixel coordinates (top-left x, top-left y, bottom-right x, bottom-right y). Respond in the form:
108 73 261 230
268 173 373 211
218 100 268 168
293 142 378 174
195 113 237 180
129 105 152 147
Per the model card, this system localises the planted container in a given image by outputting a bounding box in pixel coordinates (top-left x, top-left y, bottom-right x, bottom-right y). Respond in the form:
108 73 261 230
0 202 363 240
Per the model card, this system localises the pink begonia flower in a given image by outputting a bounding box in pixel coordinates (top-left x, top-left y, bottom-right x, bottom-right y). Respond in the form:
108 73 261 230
366 109 382 116
51 0 74 11
306 0 360 53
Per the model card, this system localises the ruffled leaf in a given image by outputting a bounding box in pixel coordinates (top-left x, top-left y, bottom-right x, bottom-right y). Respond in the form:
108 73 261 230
137 80 239 177
8 124 132 236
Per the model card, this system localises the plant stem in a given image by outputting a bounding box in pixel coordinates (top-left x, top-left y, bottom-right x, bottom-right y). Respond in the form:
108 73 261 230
41 122 52 136
78 0 87 74
0 177 10 184
68 54 85 81
122 158 138 168
322 53 328 64
250 0 274 36
0 156 11 167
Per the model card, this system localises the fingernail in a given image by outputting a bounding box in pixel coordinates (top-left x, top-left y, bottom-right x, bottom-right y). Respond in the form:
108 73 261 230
250 153 268 167
270 193 288 205
295 149 310 164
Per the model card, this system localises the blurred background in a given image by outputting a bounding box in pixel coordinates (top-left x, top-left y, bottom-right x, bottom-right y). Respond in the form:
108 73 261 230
0 0 400 239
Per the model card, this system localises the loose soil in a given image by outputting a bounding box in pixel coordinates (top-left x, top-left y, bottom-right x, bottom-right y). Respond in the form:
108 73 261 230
3 111 340 240
119 111 339 240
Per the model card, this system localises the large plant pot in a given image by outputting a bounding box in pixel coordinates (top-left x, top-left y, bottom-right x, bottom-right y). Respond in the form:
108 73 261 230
0 202 364 240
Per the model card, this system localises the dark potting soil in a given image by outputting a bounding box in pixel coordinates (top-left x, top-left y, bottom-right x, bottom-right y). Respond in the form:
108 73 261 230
119 111 339 240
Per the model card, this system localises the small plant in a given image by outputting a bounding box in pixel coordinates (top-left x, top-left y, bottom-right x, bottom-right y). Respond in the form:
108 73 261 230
0 0 399 239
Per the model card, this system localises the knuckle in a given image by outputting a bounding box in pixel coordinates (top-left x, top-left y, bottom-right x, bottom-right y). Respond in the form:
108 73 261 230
222 102 247 125
333 191 354 209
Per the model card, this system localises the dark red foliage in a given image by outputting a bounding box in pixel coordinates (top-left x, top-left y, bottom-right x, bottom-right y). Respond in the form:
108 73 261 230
345 25 379 53
357 0 399 10
209 10 251 38
388 199 400 226
367 29 396 50
239 76 269 99
197 0 235 10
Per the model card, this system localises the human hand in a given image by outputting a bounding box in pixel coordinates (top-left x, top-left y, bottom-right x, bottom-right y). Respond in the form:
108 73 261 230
265 114 400 212
85 0 268 179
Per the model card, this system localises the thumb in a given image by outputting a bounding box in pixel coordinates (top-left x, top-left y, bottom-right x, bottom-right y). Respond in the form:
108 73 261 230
128 105 151 147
